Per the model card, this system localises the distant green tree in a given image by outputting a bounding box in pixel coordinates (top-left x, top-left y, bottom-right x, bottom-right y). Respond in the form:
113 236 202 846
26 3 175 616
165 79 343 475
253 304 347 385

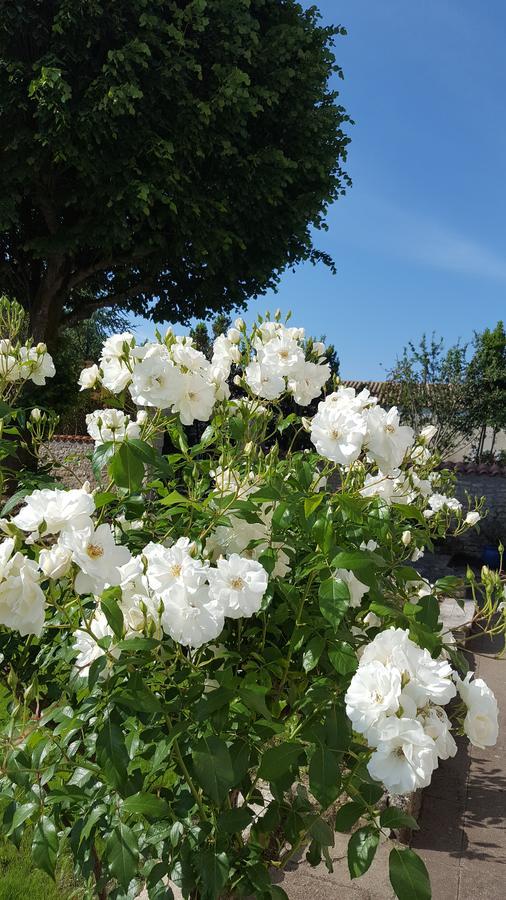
465 321 506 461
385 333 471 458
189 314 232 358
0 0 352 342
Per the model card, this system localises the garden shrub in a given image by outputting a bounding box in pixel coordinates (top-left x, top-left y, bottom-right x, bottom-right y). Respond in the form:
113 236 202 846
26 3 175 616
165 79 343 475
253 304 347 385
0 309 503 899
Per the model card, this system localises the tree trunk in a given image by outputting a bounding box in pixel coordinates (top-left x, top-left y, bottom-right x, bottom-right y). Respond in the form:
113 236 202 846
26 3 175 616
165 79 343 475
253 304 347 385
28 257 70 347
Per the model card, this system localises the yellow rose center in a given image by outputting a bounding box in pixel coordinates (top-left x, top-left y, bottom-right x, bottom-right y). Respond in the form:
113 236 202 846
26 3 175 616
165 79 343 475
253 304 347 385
86 543 104 559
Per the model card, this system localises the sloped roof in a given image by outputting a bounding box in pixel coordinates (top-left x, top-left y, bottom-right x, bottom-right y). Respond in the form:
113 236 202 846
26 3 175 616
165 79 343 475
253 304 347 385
341 380 396 402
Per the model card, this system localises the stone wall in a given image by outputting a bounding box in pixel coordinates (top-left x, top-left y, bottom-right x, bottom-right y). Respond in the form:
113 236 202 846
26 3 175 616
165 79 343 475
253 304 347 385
40 435 94 489
447 466 506 559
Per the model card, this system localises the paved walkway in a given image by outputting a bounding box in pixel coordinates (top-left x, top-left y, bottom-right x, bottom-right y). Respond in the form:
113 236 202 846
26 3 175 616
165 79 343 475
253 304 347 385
140 630 505 900
412 630 506 900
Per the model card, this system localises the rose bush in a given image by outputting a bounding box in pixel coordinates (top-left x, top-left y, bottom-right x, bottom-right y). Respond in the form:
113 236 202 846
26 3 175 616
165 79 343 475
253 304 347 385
0 310 504 900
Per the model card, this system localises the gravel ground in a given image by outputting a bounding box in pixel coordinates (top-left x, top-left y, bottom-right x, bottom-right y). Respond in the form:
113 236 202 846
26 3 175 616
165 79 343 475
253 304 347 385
40 437 95 488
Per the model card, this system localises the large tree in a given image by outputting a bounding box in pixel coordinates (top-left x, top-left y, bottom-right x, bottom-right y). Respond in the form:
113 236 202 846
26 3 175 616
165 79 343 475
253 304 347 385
0 0 351 342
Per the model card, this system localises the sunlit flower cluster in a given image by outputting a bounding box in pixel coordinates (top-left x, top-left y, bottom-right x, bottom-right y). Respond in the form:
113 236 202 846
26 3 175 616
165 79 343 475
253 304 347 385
0 338 55 387
86 408 147 447
310 386 414 473
79 327 241 426
2 482 270 658
72 540 269 674
345 628 498 794
244 321 331 404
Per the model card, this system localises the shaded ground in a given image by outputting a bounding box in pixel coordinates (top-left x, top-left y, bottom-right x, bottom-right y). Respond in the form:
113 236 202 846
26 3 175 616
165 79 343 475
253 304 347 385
412 629 505 900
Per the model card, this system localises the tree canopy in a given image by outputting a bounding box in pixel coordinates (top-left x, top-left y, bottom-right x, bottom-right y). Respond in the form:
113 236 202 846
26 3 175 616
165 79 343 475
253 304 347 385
386 323 506 462
0 0 351 342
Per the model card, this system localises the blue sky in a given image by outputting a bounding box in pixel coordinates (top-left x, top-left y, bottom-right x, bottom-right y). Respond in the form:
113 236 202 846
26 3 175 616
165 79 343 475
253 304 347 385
134 0 506 378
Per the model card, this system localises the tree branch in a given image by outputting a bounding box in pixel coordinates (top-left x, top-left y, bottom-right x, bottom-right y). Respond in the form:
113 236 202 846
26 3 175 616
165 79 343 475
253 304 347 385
67 248 157 291
62 280 155 326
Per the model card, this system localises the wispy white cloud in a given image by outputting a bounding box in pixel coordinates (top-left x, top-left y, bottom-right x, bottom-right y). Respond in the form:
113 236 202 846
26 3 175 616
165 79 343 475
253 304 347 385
332 192 506 283
410 221 506 282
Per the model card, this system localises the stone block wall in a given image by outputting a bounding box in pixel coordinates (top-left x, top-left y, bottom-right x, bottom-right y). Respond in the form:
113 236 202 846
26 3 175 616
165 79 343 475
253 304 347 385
446 466 506 559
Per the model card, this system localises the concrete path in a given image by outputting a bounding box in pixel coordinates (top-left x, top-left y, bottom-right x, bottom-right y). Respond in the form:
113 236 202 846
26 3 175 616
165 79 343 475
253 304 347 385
412 630 506 900
140 628 505 900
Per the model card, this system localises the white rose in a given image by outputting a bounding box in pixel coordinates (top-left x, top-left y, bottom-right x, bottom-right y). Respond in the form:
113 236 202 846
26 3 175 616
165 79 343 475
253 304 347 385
39 544 73 579
420 424 437 442
227 327 241 344
78 364 100 391
464 698 499 748
30 408 42 422
0 542 46 636
401 530 412 546
465 511 481 526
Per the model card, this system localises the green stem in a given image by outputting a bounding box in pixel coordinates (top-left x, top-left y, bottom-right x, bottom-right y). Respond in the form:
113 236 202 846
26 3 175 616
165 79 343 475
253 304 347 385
173 737 210 822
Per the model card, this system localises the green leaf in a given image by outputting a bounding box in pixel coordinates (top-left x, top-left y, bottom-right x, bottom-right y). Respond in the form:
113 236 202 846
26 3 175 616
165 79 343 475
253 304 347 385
106 822 139 889
389 848 431 900
194 686 235 721
191 736 236 805
308 816 334 846
123 793 170 819
309 746 340 807
9 802 37 833
91 441 116 479
196 850 229 899
415 594 441 631
334 801 365 833
380 808 419 831
258 742 304 781
347 826 379 879
100 589 124 638
96 719 129 791
328 641 358 675
109 442 144 492
319 578 349 629
304 494 323 518
272 502 292 530
218 806 253 833
303 635 325 672
32 816 58 879
159 489 190 507
93 490 117 509
332 550 387 572
434 575 462 593
239 685 271 719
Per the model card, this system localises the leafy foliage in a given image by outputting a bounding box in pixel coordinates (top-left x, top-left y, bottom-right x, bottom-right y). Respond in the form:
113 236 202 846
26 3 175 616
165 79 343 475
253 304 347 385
1 315 502 899
385 332 471 458
0 0 352 339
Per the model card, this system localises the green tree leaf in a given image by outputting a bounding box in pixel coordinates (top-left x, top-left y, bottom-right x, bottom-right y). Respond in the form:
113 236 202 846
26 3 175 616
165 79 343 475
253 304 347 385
303 635 325 672
328 641 358 675
32 816 59 879
191 736 236 805
380 808 419 831
304 494 324 518
309 746 340 808
123 792 170 819
109 442 144 492
258 742 304 781
106 822 139 889
319 578 349 629
100 588 124 638
196 850 229 899
389 848 431 900
96 719 130 791
334 801 365 833
347 826 379 879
